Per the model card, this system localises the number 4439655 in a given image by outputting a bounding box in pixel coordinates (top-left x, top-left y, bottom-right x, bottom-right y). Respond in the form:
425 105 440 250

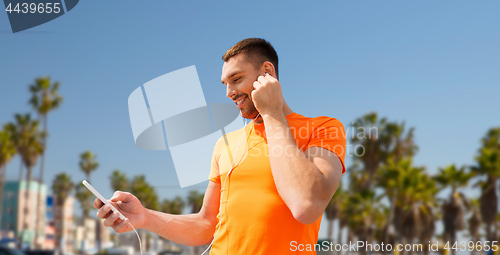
444 241 498 251
5 3 61 14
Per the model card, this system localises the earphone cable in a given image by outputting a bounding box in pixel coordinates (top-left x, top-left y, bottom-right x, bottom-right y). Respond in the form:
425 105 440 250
129 222 143 255
200 113 260 255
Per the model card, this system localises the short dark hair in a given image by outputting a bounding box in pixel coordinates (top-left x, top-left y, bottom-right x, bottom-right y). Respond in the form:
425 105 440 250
222 38 279 79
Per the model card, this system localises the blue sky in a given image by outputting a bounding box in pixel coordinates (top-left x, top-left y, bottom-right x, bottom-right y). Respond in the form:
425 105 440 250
1 0 499 239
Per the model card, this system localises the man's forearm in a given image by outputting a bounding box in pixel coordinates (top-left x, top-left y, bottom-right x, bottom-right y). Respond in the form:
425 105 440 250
142 209 215 246
262 113 336 223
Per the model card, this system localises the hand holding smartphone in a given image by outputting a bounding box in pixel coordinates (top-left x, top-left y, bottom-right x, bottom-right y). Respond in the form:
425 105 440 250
82 180 126 220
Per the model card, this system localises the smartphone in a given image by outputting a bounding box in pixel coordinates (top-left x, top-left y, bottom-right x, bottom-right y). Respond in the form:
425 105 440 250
82 180 126 220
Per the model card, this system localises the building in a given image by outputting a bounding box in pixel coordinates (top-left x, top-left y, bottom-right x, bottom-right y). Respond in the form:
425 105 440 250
44 196 55 249
0 180 47 249
114 231 186 254
53 196 75 253
74 225 84 251
84 217 96 252
44 223 55 250
75 217 110 253
114 229 145 253
96 218 111 250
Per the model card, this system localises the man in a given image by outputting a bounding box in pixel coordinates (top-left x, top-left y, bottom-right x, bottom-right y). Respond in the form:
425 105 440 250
94 38 346 254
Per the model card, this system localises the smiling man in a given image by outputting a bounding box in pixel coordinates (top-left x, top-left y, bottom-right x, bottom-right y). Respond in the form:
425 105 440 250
94 38 346 254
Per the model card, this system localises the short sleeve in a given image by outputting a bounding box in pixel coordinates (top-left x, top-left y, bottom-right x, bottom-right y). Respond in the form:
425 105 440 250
306 118 346 174
208 137 222 183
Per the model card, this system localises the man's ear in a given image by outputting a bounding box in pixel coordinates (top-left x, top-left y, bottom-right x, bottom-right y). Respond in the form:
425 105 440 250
262 61 276 77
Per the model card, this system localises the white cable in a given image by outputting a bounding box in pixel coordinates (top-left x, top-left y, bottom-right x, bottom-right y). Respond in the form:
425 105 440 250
123 114 259 255
129 222 143 255
200 114 260 255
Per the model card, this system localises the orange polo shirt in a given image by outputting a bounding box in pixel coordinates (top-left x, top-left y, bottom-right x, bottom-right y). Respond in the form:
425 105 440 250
208 112 346 254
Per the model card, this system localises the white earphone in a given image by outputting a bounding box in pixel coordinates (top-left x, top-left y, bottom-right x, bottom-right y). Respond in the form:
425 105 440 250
201 113 260 255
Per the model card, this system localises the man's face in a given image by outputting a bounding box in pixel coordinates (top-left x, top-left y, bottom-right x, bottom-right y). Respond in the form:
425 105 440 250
221 54 264 119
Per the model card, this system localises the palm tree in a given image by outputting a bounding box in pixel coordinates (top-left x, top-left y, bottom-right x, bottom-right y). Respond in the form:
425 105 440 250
419 203 437 255
161 196 185 215
187 190 204 213
351 113 388 190
325 182 344 242
29 76 63 248
108 168 130 248
51 173 74 251
0 127 17 229
108 169 130 249
398 165 437 255
187 190 205 254
345 189 384 255
130 175 158 210
337 203 351 255
472 127 500 241
110 169 129 192
376 159 410 249
342 163 366 245
381 121 418 163
77 150 98 253
6 113 44 249
75 183 93 253
79 150 99 181
352 113 417 189
75 184 93 218
367 119 418 251
468 199 481 255
130 175 158 251
338 161 385 255
378 158 437 255
52 173 74 207
159 196 185 253
433 164 472 255
335 164 363 255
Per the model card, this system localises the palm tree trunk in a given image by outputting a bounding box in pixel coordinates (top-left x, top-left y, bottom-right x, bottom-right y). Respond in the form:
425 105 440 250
328 219 333 241
401 237 407 255
494 221 498 241
360 229 368 255
384 193 396 255
18 161 23 182
16 162 23 249
83 172 91 253
335 222 341 246
449 190 457 255
34 115 47 249
451 231 457 255
347 228 353 255
471 235 477 255
338 225 344 255
96 219 102 252
22 166 33 249
0 165 6 230
481 176 498 241
56 199 64 252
